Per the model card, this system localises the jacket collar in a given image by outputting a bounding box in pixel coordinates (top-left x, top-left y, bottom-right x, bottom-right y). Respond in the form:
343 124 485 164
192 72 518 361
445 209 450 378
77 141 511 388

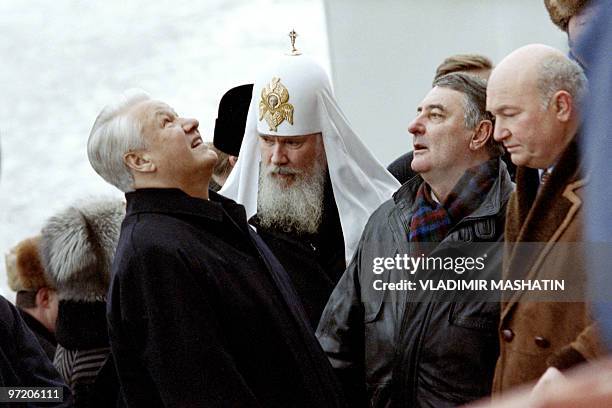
392 157 513 220
125 188 238 223
511 138 582 238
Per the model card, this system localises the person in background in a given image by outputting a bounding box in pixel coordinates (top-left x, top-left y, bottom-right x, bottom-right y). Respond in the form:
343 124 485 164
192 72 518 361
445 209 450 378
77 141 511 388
40 198 124 407
5 235 58 360
434 53 494 81
0 136 72 406
208 84 253 191
207 143 234 192
544 0 601 70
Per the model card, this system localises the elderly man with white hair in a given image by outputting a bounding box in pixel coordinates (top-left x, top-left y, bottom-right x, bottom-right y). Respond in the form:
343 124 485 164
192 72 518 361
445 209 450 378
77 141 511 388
87 90 346 407
221 37 399 327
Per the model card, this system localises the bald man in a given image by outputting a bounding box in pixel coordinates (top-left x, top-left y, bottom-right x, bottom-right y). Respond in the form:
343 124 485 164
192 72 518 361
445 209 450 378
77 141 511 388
487 44 606 393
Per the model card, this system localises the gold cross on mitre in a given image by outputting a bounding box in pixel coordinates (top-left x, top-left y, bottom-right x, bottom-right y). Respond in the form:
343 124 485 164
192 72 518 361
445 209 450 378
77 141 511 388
288 29 302 56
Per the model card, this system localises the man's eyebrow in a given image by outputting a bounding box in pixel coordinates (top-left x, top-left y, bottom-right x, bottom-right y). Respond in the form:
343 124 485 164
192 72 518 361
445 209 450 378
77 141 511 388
425 103 446 112
154 109 176 118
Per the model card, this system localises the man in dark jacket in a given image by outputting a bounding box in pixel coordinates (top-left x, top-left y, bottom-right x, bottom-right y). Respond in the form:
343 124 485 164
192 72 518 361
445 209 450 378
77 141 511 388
208 84 253 192
87 89 345 407
317 73 513 407
40 198 124 407
0 137 72 407
5 236 58 361
0 295 72 406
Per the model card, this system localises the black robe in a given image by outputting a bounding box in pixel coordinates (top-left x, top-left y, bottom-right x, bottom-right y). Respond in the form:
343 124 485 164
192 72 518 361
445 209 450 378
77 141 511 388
250 176 346 328
108 188 345 408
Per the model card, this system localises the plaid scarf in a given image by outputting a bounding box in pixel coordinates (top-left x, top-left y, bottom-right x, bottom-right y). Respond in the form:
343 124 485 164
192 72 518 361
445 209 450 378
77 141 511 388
409 158 499 254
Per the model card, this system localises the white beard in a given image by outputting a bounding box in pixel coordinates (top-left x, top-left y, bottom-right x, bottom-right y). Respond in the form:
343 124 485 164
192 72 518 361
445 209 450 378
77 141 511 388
257 156 327 235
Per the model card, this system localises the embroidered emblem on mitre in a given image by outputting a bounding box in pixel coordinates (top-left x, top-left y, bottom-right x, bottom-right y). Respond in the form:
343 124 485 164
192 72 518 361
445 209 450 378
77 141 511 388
259 77 294 131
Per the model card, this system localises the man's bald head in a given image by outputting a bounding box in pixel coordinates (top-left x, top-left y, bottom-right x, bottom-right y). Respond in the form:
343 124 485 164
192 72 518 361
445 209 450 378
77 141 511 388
491 44 585 108
490 44 564 91
487 44 586 169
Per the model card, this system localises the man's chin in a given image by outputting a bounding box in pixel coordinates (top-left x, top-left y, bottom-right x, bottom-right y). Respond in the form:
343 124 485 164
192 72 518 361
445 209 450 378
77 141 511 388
410 158 429 174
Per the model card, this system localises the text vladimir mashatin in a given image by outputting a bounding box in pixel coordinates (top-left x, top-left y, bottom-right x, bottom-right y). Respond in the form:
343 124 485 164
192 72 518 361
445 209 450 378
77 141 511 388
372 255 565 292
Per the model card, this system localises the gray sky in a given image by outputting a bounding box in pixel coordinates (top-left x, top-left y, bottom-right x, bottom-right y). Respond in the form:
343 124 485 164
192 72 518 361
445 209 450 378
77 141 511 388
0 0 329 299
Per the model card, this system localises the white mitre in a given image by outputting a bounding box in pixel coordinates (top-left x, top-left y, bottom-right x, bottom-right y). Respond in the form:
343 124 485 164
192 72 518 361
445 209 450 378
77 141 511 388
220 53 400 264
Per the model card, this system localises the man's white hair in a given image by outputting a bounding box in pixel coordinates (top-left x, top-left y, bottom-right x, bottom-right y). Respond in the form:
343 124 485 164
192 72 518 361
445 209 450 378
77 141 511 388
87 89 151 192
538 55 587 110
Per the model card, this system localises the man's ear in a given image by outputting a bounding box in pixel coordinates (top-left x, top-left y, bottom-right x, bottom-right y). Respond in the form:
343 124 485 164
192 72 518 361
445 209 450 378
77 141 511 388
36 287 50 308
124 151 156 173
229 155 238 167
470 120 493 151
552 90 573 122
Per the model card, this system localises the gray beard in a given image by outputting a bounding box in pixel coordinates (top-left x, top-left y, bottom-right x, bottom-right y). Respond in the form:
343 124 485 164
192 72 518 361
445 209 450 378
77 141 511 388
257 159 326 235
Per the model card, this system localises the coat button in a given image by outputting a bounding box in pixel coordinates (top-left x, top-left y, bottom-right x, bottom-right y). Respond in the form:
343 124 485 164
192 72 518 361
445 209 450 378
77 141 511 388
534 336 550 348
501 329 514 342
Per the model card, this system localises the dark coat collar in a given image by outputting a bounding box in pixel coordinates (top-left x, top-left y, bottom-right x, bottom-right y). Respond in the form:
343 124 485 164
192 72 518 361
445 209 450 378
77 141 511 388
125 188 240 223
56 300 108 350
18 308 56 346
392 157 513 220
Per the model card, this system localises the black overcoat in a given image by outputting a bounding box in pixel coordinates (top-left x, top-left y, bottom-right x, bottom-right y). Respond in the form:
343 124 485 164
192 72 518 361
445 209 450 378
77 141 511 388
108 188 345 408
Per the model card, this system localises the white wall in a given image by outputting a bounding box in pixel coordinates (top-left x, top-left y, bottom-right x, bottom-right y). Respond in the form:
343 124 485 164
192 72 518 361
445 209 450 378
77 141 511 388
324 0 567 166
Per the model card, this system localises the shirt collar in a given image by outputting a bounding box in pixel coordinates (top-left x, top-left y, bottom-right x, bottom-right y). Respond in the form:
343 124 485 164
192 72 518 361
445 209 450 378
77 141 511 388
125 188 240 223
538 164 556 184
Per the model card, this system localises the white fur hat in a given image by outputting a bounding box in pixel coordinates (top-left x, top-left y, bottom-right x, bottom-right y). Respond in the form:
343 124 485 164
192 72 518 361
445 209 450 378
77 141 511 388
40 198 125 301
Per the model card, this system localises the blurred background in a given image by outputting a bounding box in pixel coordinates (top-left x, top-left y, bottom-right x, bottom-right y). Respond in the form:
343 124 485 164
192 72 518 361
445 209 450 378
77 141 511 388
0 0 564 299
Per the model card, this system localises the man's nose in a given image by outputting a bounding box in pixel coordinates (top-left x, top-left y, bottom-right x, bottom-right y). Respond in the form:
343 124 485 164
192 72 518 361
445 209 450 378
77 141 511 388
493 125 510 142
182 118 199 133
407 118 424 136
270 144 288 165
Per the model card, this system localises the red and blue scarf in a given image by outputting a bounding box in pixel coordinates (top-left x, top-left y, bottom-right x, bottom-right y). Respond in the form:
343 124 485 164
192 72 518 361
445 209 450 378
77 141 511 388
408 158 499 253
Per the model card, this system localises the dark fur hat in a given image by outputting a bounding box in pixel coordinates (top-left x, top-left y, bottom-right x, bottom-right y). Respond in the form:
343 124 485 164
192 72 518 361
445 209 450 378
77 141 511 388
544 0 590 31
40 198 125 301
5 236 53 292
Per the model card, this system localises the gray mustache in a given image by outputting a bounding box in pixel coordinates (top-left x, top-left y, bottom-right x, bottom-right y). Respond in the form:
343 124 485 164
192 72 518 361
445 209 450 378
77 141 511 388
267 166 303 176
